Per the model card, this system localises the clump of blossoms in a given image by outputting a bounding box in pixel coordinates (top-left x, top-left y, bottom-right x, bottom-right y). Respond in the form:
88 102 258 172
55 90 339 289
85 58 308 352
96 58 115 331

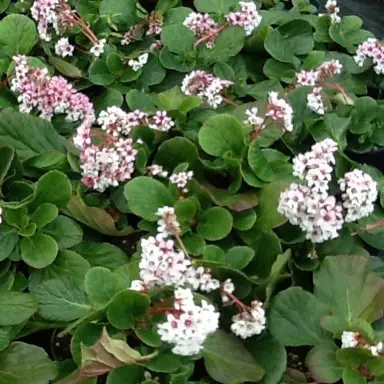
185 2 261 49
11 55 94 122
121 11 163 46
54 37 74 57
147 164 168 178
278 139 378 243
296 60 344 115
128 53 149 72
244 92 293 140
170 171 194 193
225 1 262 36
181 70 233 109
324 0 341 23
341 331 383 356
354 38 384 75
157 287 219 356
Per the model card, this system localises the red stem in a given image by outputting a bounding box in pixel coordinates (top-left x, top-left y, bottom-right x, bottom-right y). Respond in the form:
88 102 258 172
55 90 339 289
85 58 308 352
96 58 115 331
352 218 384 236
221 289 250 312
194 23 228 48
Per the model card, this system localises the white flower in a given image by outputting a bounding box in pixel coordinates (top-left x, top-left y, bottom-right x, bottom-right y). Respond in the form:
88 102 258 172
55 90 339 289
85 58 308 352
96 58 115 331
90 39 106 57
130 280 145 291
156 206 181 238
307 87 326 115
225 1 262 36
338 169 378 222
128 53 149 72
325 0 341 23
54 37 74 57
266 91 294 132
221 278 235 304
157 287 219 356
231 300 266 339
186 266 220 292
244 107 263 126
148 111 175 132
169 171 194 193
148 164 168 178
341 331 360 349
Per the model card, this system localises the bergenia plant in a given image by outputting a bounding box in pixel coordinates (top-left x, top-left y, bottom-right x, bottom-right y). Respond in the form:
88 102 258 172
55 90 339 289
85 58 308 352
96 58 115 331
0 0 383 383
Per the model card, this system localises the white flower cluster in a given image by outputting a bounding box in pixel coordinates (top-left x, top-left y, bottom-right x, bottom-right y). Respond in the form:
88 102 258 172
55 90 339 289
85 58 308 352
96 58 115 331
128 53 149 72
156 206 181 239
97 107 175 136
325 0 341 23
279 139 378 243
339 169 378 222
157 287 219 356
354 38 384 75
170 171 194 193
183 12 219 49
279 139 344 243
296 60 343 115
147 164 168 178
221 279 235 304
54 37 74 57
181 70 233 109
231 301 267 339
225 1 262 36
266 91 294 132
244 107 263 126
90 39 106 58
31 0 60 41
341 331 383 356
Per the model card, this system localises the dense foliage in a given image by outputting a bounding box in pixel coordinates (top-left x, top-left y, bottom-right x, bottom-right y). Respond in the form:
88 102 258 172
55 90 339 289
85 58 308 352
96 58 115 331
0 0 383 383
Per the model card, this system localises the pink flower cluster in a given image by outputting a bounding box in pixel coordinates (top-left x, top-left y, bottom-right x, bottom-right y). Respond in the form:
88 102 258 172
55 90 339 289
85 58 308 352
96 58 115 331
97 107 174 136
296 60 343 115
354 38 384 75
325 0 341 23
80 138 137 192
183 12 219 49
169 171 194 193
31 0 61 41
11 55 94 122
157 287 219 356
279 139 378 243
181 70 233 108
121 12 163 46
225 1 262 36
266 91 294 132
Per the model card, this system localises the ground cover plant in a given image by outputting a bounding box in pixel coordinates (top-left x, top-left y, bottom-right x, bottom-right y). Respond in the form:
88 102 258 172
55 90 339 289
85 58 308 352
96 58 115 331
0 0 383 383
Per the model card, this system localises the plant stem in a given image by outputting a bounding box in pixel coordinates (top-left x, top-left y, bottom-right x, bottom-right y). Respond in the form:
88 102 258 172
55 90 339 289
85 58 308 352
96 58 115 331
352 218 384 236
194 23 228 48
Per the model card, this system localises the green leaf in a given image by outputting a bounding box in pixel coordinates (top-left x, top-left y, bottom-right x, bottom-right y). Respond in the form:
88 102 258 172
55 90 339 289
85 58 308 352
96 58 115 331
342 368 367 384
89 60 114 86
161 24 195 55
0 109 66 161
3 181 35 209
30 203 58 228
278 19 314 56
135 328 162 348
32 278 92 322
64 196 134 236
175 199 197 223
225 246 254 270
126 90 156 112
94 88 123 115
154 137 198 171
72 241 129 269
203 330 264 384
29 249 91 291
194 0 237 13
182 232 205 256
48 56 84 78
144 352 183 373
203 245 226 263
0 292 38 326
85 267 119 306
0 342 57 384
139 54 166 87
264 29 299 66
199 114 245 157
232 210 257 231
197 207 233 241
306 343 343 383
314 255 384 323
0 145 14 185
20 232 58 269
159 47 196 72
153 87 201 113
269 287 331 346
256 181 290 229
0 224 19 261
0 15 37 57
99 0 136 26
42 215 83 249
106 290 150 329
107 366 144 384
124 177 176 221
246 332 287 384
323 113 351 150
248 141 275 182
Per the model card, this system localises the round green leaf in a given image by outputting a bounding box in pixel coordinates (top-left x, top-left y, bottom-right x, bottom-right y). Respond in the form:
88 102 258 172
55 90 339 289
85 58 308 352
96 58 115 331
124 177 176 221
89 60 115 86
107 290 150 329
135 328 162 348
232 210 257 231
194 0 237 13
203 245 226 263
248 141 275 182
107 365 144 384
225 246 254 270
0 292 38 326
20 232 58 269
85 267 119 306
30 203 58 228
0 15 37 57
199 114 245 157
161 24 195 55
197 207 233 241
